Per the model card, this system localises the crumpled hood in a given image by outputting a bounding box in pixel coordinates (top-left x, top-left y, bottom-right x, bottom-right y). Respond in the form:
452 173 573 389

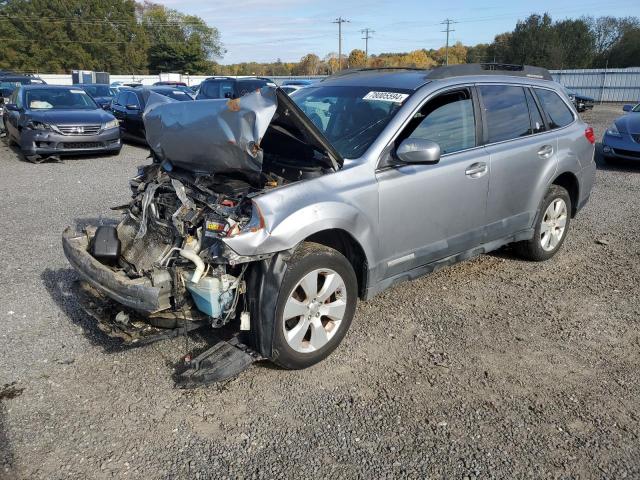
30 108 113 125
142 86 342 175
615 113 640 134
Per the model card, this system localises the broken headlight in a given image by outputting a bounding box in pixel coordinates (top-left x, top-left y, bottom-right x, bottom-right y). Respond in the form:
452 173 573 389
227 201 265 237
26 120 54 131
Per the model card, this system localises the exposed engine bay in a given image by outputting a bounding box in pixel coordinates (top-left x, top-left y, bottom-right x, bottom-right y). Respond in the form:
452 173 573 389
64 86 340 331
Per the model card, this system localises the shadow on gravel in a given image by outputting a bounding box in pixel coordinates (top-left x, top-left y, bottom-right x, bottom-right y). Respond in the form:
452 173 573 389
41 268 128 353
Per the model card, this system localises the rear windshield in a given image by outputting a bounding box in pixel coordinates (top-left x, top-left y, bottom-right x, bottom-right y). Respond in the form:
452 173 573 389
25 88 97 110
80 85 112 97
291 85 410 159
198 80 234 99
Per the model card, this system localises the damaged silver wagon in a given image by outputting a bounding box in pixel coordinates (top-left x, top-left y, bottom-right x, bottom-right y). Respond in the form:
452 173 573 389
63 64 596 376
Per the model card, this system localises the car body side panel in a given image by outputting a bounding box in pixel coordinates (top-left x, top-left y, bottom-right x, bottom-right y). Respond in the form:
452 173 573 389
223 161 381 270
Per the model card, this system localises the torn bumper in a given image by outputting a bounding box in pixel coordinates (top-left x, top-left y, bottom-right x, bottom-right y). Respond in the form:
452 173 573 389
20 126 121 156
62 228 170 313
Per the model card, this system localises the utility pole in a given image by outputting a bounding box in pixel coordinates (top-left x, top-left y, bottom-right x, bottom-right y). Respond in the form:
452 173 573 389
361 28 375 59
332 17 350 71
441 18 456 65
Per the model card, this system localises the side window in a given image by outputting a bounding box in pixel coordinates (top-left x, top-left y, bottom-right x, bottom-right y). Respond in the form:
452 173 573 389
125 92 140 108
525 88 546 134
14 88 23 108
114 91 125 106
479 85 531 143
534 88 574 129
403 89 476 155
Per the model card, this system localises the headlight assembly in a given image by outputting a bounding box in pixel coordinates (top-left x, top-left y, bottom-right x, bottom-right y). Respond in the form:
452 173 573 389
104 118 119 130
26 120 53 131
605 123 621 137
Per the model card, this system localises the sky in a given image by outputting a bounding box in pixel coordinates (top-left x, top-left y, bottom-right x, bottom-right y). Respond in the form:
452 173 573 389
155 0 640 64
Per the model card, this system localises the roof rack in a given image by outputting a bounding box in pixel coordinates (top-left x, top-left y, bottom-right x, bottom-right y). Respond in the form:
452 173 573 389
427 63 552 80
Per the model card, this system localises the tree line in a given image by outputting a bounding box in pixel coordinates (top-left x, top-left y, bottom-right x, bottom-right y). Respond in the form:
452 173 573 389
0 2 637 76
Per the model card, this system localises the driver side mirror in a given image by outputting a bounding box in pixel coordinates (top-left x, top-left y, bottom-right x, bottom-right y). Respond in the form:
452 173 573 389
4 103 18 112
622 104 633 112
396 138 441 164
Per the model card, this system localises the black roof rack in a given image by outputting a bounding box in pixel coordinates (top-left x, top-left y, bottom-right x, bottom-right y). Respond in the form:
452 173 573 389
427 63 552 80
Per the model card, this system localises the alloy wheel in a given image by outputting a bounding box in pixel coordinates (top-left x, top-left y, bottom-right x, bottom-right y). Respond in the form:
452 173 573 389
540 198 568 251
281 268 347 353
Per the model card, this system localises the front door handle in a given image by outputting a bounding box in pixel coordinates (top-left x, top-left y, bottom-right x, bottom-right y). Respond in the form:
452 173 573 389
465 162 488 178
538 145 554 159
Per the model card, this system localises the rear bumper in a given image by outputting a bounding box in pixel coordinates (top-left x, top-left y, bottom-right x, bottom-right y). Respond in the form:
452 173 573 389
20 126 121 156
62 228 169 313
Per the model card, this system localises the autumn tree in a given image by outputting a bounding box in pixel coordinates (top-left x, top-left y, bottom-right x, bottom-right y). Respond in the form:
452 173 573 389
348 49 367 68
296 53 320 75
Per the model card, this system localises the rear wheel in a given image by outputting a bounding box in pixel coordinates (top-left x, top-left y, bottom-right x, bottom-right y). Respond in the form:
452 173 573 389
515 185 571 261
271 242 357 369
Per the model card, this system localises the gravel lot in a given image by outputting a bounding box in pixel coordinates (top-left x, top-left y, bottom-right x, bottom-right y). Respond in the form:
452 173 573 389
1 104 639 479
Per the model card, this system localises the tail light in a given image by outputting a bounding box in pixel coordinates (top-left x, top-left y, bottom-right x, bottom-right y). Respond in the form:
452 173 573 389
585 126 595 145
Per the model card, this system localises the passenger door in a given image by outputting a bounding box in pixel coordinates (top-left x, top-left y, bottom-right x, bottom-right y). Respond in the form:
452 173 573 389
124 92 145 140
110 91 127 135
376 87 490 279
479 84 558 241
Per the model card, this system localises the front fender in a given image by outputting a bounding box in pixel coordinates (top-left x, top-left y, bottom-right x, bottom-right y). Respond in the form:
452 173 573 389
223 200 375 261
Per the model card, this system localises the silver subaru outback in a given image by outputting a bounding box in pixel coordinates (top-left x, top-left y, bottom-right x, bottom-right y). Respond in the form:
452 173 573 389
63 64 596 372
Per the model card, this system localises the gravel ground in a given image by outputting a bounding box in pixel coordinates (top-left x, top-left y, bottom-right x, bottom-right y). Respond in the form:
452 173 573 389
1 104 639 480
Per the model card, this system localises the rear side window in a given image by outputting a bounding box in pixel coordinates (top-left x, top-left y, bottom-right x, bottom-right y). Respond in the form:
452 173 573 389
534 88 574 129
199 80 234 99
405 89 476 154
479 85 531 143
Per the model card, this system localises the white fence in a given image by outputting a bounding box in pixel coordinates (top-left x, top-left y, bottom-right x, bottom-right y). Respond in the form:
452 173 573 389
550 68 640 103
37 73 326 87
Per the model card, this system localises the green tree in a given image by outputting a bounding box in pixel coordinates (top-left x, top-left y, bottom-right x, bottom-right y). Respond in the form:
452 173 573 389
139 2 223 74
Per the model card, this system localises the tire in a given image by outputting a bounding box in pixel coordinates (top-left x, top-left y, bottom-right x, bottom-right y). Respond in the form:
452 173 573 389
515 185 571 261
271 242 357 369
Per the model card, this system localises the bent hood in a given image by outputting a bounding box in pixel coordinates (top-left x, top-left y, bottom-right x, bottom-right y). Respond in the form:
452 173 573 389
142 87 342 175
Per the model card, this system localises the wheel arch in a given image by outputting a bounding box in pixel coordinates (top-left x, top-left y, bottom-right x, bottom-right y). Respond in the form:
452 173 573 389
552 171 579 217
304 229 369 300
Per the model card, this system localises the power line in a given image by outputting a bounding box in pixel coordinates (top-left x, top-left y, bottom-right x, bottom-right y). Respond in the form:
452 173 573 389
441 18 457 65
361 28 375 59
332 17 350 71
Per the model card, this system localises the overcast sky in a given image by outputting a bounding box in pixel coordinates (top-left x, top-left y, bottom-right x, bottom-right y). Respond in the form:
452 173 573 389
154 0 640 64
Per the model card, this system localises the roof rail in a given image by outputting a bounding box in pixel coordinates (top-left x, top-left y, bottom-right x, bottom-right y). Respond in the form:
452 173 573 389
427 63 552 80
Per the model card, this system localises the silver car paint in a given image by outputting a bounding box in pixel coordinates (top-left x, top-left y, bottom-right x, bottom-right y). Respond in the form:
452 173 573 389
224 75 595 298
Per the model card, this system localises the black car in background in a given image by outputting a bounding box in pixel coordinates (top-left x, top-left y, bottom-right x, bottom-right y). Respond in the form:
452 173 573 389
2 85 121 162
195 76 275 100
110 86 194 143
563 87 594 112
74 83 114 109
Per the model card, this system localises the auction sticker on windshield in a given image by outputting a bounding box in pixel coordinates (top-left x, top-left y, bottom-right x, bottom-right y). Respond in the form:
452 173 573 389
363 91 409 103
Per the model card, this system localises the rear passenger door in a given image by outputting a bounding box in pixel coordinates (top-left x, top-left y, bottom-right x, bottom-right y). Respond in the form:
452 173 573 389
479 84 558 241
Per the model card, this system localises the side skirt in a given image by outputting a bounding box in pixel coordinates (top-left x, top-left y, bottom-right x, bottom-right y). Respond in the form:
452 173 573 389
364 229 534 300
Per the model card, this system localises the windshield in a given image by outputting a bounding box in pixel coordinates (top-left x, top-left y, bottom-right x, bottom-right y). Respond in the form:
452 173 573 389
25 88 98 110
291 85 410 158
632 104 640 113
1 81 20 97
81 85 112 97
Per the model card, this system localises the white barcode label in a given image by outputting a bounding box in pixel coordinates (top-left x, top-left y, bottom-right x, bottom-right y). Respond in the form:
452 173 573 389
363 91 409 103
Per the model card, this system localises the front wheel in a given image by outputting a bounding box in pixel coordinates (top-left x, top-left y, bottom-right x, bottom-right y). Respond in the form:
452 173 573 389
515 185 571 261
271 242 357 369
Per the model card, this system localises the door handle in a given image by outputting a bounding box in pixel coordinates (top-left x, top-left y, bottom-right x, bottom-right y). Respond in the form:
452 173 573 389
465 162 488 178
538 145 554 159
